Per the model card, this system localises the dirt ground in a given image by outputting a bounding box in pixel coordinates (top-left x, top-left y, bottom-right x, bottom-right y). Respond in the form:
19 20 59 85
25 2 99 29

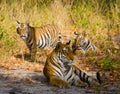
0 68 98 94
0 68 119 94
0 55 120 94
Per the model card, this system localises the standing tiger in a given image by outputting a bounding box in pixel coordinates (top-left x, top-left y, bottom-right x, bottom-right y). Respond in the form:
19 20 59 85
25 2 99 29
43 38 101 88
16 21 60 61
72 31 97 55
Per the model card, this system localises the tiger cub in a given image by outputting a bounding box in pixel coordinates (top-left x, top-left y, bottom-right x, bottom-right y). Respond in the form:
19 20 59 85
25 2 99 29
43 38 101 88
16 21 60 61
72 31 97 55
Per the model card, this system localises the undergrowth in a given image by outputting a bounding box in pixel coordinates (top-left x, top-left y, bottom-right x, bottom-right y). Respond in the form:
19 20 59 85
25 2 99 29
0 0 120 70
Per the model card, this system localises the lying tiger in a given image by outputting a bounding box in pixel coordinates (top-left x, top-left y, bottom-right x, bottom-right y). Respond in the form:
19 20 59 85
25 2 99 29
16 21 60 61
43 37 101 88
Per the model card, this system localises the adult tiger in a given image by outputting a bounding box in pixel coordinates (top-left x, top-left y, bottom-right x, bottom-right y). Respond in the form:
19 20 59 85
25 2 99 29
72 31 97 55
43 38 101 88
16 21 60 61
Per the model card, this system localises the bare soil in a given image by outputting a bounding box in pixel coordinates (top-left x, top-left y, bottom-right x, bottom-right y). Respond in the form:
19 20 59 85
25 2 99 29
0 55 120 94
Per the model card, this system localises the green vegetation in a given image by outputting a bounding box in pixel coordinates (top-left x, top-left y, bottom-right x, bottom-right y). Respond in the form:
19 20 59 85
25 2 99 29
0 0 119 70
99 57 119 70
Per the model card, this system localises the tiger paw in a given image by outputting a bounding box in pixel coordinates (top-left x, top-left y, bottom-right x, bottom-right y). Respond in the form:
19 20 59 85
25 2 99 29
58 84 71 89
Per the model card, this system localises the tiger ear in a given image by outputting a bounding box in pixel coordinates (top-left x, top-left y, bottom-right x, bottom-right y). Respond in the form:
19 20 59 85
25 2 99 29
82 31 86 37
73 31 79 39
25 21 30 26
58 36 62 42
66 40 71 45
74 31 79 35
16 20 20 24
12 15 20 25
16 20 21 27
55 42 61 50
55 34 62 50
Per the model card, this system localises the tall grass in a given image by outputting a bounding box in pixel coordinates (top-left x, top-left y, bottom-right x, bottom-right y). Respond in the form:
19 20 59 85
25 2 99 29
0 0 119 62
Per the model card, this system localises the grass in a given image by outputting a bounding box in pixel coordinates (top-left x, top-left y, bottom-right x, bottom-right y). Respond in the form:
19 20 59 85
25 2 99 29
0 0 120 70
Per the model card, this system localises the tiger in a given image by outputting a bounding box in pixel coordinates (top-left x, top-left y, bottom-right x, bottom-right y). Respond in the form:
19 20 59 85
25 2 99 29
72 31 97 55
43 37 101 88
16 20 60 61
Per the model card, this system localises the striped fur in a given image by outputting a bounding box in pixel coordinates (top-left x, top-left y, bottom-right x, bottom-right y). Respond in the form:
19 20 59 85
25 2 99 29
16 21 60 61
43 39 101 87
72 32 97 55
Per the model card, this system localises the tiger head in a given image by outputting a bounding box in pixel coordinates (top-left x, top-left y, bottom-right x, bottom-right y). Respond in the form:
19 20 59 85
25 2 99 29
54 39 74 67
72 31 97 55
72 31 87 54
16 21 30 40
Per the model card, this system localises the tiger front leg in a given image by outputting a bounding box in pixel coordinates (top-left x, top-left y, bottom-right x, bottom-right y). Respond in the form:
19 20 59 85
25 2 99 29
76 79 88 88
44 47 53 56
30 45 37 62
71 76 88 88
49 76 70 88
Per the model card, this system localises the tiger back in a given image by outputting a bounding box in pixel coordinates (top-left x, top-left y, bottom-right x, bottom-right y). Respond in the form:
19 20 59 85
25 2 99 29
16 21 60 61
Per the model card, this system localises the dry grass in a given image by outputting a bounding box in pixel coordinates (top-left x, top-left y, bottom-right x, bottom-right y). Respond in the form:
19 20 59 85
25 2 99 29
0 0 119 71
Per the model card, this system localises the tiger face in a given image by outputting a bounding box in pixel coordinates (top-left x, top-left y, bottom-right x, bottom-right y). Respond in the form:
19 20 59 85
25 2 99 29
74 35 87 50
54 40 74 66
16 21 29 40
72 32 86 53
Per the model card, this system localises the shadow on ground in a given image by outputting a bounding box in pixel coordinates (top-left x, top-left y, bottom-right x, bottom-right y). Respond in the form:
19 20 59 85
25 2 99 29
14 53 45 64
